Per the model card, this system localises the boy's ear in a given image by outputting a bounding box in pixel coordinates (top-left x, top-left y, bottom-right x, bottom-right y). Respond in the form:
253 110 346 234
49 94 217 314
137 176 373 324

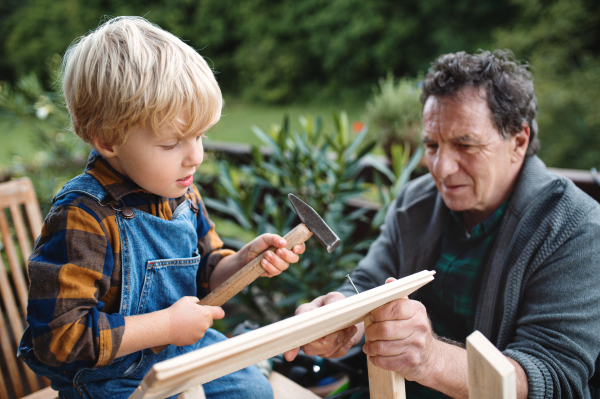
93 138 118 159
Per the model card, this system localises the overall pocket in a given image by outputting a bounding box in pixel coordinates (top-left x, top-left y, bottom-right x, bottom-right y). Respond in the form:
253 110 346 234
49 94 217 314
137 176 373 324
136 254 201 315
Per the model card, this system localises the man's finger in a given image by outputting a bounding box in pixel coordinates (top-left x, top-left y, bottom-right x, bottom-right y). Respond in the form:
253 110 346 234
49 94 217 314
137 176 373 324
284 347 300 362
369 297 415 323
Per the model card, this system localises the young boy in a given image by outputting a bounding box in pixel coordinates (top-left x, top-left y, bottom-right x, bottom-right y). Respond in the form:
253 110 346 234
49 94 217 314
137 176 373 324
17 16 304 399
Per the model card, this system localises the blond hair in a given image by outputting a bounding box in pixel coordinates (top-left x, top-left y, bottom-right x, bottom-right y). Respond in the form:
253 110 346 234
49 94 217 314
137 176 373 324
62 16 222 145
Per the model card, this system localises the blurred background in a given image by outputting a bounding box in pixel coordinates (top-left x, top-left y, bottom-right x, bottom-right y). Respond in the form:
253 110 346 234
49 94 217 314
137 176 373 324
1 0 599 326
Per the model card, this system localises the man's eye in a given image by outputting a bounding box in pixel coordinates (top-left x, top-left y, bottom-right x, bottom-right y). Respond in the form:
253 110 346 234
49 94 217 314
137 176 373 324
426 143 438 150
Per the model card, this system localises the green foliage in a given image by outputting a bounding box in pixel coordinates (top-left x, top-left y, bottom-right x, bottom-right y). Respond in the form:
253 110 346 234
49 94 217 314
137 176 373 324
204 112 421 326
0 66 88 214
493 0 600 169
364 73 422 156
0 0 519 103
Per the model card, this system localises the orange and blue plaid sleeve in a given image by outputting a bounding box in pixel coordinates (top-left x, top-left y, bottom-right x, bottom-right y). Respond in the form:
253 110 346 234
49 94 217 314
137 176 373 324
191 185 235 297
26 193 125 369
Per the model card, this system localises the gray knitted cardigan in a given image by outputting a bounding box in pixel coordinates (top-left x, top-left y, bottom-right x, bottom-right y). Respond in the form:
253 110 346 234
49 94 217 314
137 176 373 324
338 155 600 398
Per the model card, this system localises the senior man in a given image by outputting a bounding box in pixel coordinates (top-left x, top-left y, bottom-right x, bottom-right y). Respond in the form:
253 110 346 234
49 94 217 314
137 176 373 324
285 50 600 398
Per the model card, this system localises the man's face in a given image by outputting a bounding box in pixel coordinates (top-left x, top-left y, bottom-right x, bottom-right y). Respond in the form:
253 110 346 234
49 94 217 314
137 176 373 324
102 114 206 198
421 87 528 227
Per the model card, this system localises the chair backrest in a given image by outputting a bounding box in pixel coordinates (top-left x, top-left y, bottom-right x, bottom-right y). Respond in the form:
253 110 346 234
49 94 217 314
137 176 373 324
0 177 47 398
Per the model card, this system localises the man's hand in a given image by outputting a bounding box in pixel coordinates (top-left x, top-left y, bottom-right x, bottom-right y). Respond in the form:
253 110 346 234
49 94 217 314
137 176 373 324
166 296 225 347
243 233 306 277
364 277 439 383
284 292 362 362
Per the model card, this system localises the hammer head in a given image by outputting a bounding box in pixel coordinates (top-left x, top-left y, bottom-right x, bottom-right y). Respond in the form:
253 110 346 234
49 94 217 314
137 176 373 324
288 194 341 253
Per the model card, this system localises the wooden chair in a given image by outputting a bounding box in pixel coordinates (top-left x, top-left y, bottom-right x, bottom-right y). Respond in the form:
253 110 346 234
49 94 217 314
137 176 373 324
0 177 57 399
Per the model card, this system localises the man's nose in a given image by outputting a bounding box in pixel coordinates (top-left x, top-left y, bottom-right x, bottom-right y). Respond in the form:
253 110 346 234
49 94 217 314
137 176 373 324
432 147 459 179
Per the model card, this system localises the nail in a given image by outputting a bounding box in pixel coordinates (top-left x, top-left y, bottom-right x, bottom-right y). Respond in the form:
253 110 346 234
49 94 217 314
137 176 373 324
276 249 284 256
345 274 360 294
278 239 286 246
369 314 374 323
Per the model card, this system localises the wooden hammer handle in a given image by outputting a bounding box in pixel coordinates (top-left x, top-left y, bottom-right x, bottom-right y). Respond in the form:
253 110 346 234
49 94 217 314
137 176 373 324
199 223 312 306
150 223 313 354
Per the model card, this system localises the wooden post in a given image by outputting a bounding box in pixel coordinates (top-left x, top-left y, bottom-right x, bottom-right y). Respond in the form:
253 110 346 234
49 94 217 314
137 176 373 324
467 331 516 399
364 316 406 399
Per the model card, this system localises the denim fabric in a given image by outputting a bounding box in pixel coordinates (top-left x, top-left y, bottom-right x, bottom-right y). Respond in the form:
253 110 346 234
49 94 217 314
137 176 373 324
18 175 272 399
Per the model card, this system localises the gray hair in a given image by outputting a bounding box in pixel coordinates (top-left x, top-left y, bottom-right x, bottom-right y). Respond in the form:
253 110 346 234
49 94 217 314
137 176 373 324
421 50 539 156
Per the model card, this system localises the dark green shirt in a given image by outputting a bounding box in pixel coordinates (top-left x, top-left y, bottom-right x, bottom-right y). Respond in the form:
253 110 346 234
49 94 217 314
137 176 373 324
408 201 508 398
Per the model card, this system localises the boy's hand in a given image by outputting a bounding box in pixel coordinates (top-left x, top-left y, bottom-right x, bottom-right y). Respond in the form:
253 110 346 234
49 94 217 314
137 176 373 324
166 296 224 347
244 233 306 277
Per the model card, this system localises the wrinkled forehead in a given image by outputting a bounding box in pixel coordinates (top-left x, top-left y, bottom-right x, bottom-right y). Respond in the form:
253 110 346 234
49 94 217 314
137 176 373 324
422 89 495 138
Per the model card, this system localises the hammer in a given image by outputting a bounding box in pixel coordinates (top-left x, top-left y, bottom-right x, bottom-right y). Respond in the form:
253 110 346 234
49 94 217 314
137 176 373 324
151 194 340 353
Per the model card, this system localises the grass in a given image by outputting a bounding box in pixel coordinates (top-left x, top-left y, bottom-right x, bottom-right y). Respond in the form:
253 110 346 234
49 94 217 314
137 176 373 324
0 98 366 166
0 119 38 167
207 98 364 144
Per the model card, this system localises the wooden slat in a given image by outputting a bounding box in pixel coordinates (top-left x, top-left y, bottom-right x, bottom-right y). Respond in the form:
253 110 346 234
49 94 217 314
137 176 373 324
364 316 405 399
0 211 29 313
20 386 59 399
0 366 8 399
0 298 24 398
0 179 32 208
130 270 435 399
269 371 320 399
467 331 516 399
0 252 23 357
10 205 33 267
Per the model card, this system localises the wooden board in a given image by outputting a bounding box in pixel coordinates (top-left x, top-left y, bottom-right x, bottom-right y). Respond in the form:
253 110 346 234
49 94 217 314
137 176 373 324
467 331 516 399
269 371 320 399
130 270 435 399
364 316 405 399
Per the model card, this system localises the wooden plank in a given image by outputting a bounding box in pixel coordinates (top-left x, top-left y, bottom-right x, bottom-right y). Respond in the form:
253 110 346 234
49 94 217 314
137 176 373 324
130 270 435 399
20 386 59 399
364 316 405 399
270 371 320 399
467 331 516 399
176 385 205 399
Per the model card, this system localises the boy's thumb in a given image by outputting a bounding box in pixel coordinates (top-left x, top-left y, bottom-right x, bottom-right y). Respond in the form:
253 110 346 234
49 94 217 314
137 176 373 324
206 305 225 320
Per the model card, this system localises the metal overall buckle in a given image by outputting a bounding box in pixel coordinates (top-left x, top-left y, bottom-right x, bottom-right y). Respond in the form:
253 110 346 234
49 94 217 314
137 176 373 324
97 198 135 219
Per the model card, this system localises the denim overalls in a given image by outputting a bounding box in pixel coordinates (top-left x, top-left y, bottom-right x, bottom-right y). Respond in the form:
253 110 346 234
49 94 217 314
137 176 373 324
18 172 272 399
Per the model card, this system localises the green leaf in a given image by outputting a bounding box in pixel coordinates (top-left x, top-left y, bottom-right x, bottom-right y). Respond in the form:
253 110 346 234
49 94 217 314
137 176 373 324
364 154 395 182
252 125 282 157
395 145 424 195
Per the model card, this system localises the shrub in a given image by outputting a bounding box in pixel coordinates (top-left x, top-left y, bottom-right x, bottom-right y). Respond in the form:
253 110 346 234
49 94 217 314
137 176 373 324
0 67 88 215
364 73 422 158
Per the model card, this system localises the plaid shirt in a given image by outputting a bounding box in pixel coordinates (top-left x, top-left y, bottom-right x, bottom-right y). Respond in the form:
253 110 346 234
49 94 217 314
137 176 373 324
26 152 234 369
408 201 508 398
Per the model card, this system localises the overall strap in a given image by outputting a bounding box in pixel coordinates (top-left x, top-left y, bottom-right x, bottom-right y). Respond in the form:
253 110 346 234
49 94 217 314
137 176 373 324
52 173 110 204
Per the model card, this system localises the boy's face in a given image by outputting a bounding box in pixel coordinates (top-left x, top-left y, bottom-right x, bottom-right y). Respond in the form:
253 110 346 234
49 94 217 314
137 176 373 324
98 115 206 198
